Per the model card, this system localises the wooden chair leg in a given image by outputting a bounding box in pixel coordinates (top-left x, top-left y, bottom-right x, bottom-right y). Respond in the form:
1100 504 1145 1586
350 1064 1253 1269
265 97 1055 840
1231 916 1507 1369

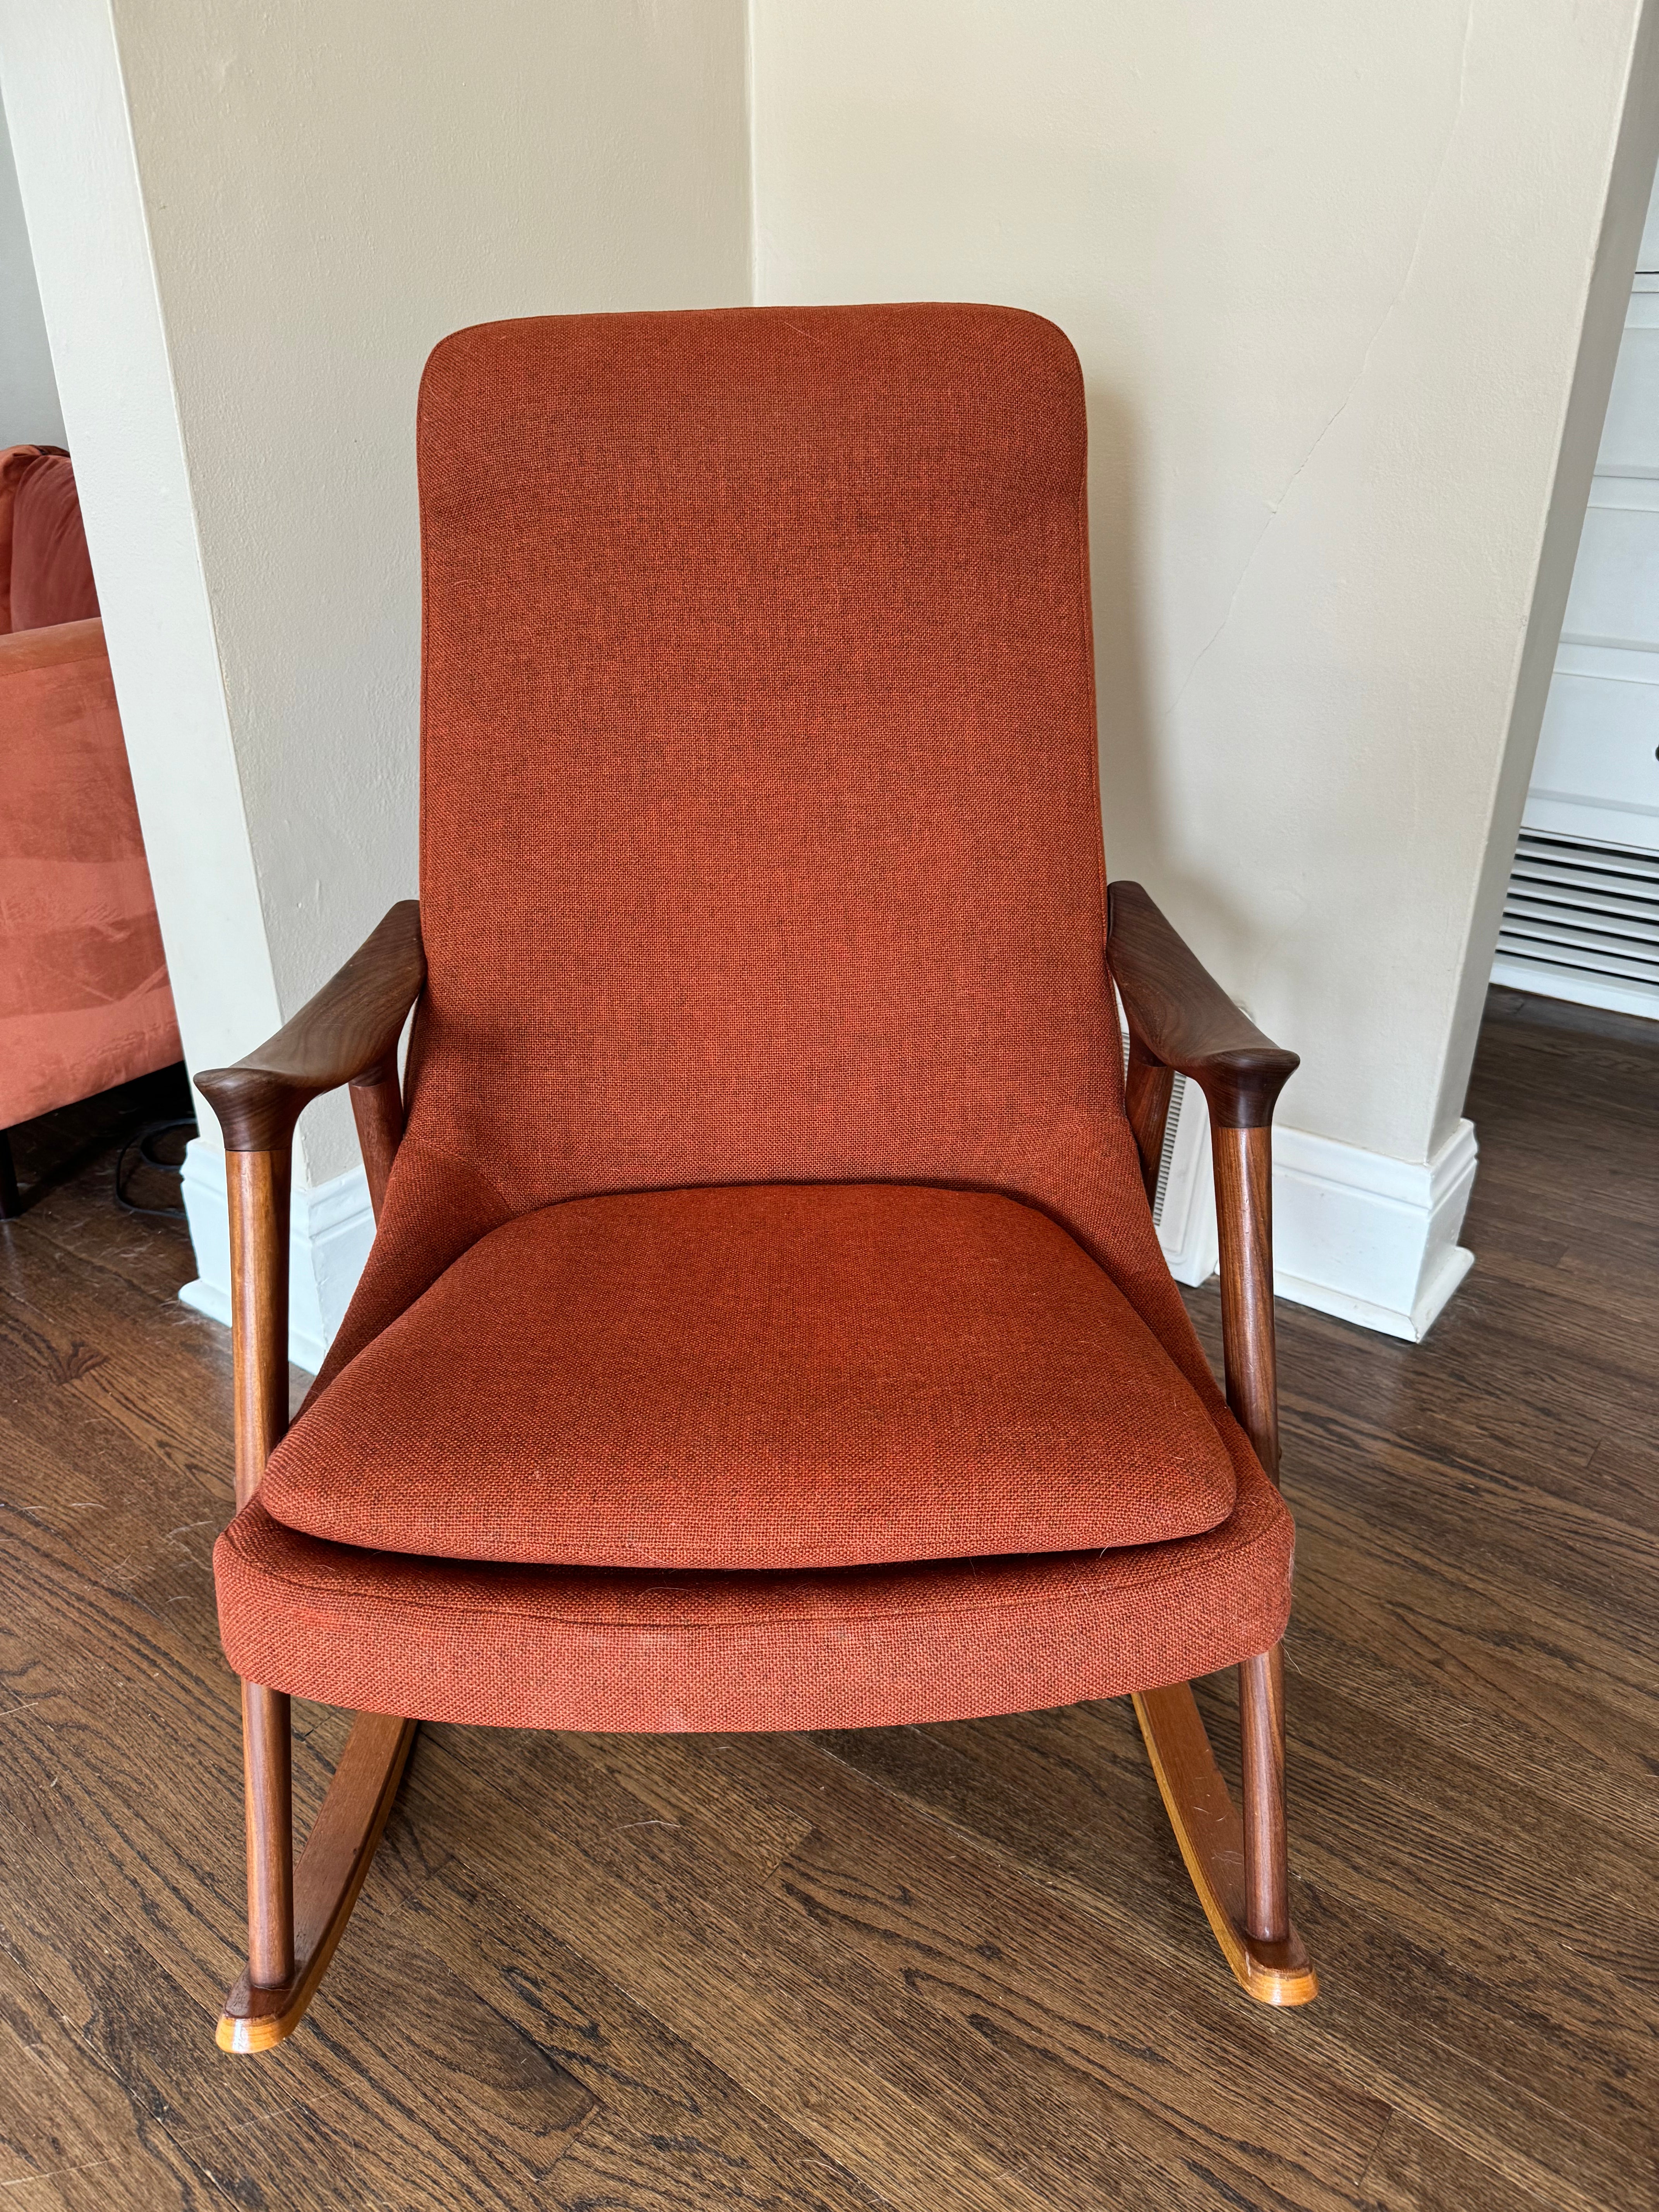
243 1682 294 1987
1240 1644 1290 1946
0 1129 21 1219
1133 1647 1317 2006
219 1706 417 2053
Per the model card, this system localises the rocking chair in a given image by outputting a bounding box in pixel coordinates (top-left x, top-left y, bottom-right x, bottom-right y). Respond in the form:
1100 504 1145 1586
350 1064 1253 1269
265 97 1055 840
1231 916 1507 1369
198 302 1316 2053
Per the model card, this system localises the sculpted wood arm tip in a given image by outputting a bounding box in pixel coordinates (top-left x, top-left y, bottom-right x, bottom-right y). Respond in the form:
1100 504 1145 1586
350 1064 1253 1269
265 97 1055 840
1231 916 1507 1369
195 901 426 1156
1105 880 1298 1130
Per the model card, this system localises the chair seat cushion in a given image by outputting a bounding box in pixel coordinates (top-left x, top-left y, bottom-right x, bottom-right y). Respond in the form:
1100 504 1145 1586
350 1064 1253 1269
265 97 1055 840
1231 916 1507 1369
215 1454 1294 1733
260 1182 1241 1571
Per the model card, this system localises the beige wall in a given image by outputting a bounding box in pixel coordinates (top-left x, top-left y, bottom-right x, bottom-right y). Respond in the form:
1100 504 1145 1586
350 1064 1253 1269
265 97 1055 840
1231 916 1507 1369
0 92 60 445
0 93 60 445
754 0 1658 1171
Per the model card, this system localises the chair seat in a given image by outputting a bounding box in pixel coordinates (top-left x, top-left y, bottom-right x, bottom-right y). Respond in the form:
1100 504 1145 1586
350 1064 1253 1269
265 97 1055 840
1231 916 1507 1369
216 1455 1293 1734
261 1182 1242 1571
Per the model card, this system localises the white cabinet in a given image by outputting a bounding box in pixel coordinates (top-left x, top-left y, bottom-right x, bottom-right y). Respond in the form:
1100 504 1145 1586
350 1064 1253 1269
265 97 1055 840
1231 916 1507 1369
1494 252 1659 1016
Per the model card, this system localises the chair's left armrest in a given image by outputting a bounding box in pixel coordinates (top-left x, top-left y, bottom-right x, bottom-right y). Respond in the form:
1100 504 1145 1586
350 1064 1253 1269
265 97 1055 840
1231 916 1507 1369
1106 881 1297 1480
195 900 426 1155
194 901 424 1508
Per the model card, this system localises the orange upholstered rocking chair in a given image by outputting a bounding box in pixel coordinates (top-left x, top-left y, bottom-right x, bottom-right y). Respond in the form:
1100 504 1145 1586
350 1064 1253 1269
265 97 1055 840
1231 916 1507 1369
198 303 1316 2054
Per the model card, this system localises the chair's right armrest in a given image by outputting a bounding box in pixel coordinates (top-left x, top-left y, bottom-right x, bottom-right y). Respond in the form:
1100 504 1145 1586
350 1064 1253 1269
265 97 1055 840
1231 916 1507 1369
195 902 426 1154
1106 880 1297 1480
1106 880 1298 1130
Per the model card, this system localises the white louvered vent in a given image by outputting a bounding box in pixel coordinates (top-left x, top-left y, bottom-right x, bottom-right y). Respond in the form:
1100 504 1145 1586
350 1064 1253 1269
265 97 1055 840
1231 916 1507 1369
1493 831 1659 1014
1113 992 1216 1282
1152 1072 1187 1229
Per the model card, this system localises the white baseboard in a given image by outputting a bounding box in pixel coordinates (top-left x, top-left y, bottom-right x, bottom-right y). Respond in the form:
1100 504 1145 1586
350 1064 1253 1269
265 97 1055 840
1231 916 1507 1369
1270 1118 1478 1342
1157 1101 1479 1343
178 1138 375 1374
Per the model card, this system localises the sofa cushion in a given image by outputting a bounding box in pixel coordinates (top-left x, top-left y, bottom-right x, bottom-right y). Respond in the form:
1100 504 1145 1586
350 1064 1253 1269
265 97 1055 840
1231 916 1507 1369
0 444 43 632
10 453 98 632
0 618 180 1126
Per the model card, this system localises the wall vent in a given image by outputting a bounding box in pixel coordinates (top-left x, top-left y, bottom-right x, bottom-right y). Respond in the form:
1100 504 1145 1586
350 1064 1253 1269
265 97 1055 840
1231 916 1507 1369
1492 830 1659 1018
1152 1072 1186 1229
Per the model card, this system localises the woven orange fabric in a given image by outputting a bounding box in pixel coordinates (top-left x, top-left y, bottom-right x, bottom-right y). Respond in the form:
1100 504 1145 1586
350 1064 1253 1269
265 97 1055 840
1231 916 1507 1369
217 1453 1293 1733
302 304 1235 1464
261 1183 1238 1569
10 454 99 632
0 445 43 634
237 305 1297 1719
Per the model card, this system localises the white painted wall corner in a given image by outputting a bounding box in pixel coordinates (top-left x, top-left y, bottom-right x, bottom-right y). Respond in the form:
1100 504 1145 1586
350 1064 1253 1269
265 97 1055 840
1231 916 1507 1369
178 1139 374 1374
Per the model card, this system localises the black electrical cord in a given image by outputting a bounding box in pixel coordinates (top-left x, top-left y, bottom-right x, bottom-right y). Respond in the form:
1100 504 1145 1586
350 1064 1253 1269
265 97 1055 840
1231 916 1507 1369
113 1116 194 1218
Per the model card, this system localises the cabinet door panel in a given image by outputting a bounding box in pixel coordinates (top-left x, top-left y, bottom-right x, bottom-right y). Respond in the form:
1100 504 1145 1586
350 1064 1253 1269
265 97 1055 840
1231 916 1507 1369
1561 507 1659 649
1526 669 1659 841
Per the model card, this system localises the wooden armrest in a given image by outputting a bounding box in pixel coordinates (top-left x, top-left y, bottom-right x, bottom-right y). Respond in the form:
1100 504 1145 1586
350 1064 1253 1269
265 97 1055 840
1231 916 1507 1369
196 902 424 1509
1106 881 1295 1482
1106 881 1297 1128
196 902 425 1154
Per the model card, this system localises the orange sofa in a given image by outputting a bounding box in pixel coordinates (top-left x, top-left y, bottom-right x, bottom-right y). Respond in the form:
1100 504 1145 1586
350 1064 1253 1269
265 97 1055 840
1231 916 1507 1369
0 445 181 1212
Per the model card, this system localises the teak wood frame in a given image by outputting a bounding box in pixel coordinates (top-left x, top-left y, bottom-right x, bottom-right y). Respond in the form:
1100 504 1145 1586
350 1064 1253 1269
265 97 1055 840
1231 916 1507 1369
196 882 1315 2053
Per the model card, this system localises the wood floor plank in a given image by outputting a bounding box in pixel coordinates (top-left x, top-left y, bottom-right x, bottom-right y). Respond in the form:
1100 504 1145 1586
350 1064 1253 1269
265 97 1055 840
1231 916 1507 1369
1290 1521 1655 1787
1359 2111 1592 2212
0 1941 284 2192
803 1702 1649 2212
0 1484 235 1723
571 1728 1389 2191
1279 1606 1654 1848
0 2126 274 2212
0 1267 235 1510
1283 1408 1659 1658
0 1693 595 2207
196 1931 596 2208
1283 1528 1659 1827
560 1731 816 1879
1250 1678 1657 2032
766 1784 1386 2204
360 1822 894 2211
544 2114 885 2212
398 1723 1212 2212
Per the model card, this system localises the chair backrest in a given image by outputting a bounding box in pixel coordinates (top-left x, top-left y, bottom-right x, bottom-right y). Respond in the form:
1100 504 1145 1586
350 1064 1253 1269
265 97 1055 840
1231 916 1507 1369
406 303 1170 1314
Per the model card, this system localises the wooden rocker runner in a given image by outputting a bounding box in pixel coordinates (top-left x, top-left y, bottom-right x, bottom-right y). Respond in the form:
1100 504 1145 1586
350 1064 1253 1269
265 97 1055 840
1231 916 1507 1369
199 303 1317 2054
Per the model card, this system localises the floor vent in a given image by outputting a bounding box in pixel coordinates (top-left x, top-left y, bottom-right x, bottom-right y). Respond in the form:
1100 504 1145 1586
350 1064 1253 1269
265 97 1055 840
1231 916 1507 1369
1492 830 1659 1018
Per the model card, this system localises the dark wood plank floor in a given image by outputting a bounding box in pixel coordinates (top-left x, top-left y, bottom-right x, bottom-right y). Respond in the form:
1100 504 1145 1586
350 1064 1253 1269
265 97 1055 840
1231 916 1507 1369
0 991 1653 2210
